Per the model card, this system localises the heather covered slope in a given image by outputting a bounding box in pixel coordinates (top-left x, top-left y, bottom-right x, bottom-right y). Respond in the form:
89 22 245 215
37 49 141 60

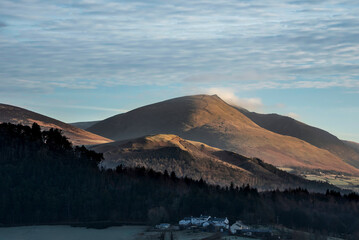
88 95 359 175
91 134 341 191
238 109 359 169
0 104 112 145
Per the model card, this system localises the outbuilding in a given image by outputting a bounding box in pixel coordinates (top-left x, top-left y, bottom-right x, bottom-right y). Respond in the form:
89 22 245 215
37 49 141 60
230 220 250 234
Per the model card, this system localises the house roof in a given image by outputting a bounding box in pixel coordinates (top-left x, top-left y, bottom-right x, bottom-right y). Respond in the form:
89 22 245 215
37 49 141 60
211 218 228 223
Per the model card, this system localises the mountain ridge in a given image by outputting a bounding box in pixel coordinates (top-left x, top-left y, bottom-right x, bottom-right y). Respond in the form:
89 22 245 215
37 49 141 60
70 120 100 130
0 103 112 145
88 94 359 175
237 109 359 169
91 133 339 191
344 140 359 154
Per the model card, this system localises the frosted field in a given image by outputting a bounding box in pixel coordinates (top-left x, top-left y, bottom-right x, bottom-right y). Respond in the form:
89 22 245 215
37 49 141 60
0 226 264 240
0 225 148 240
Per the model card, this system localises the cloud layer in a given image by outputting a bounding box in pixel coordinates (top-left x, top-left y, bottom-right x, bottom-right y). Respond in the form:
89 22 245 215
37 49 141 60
207 88 263 111
0 0 359 92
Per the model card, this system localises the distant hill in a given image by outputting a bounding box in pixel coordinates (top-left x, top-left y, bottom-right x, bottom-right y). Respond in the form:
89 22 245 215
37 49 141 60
91 134 338 191
237 109 359 169
70 120 100 130
87 95 359 175
0 104 112 145
344 140 359 154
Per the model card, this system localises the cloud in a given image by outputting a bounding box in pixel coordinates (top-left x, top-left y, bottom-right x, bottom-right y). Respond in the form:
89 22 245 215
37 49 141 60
0 79 52 93
231 78 359 91
26 103 128 113
236 98 264 111
338 132 359 142
58 105 128 113
274 103 286 109
206 88 263 111
288 112 301 120
0 0 358 91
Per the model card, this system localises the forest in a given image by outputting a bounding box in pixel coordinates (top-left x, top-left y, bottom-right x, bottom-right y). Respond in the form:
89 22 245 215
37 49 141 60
1 123 359 238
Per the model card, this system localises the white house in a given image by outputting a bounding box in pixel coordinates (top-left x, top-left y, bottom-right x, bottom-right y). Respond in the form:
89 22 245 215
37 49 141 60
191 215 211 226
210 217 229 229
179 217 192 226
155 223 171 230
178 215 231 231
230 220 250 234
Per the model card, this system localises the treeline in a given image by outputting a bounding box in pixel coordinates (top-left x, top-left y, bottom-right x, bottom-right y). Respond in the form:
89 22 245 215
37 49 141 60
1 123 359 238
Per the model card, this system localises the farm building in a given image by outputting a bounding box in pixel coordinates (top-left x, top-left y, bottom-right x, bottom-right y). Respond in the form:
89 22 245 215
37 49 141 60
178 215 230 231
155 223 170 230
210 217 229 229
230 220 250 234
191 215 211 226
179 215 212 227
178 217 192 226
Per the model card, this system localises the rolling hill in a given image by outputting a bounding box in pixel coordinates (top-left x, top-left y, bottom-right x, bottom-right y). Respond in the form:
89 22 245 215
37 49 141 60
88 95 359 175
344 140 359 153
0 103 112 145
237 109 359 169
91 134 339 191
70 120 100 130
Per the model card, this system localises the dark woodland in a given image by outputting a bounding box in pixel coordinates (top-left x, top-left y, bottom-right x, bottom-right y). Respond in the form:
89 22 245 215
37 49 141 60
1 123 359 238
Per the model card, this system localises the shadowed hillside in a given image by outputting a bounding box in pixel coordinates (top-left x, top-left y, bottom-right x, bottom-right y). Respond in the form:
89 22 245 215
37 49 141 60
0 104 112 145
2 123 359 238
237 109 359 169
88 95 359 175
91 134 340 192
70 120 100 130
344 141 359 154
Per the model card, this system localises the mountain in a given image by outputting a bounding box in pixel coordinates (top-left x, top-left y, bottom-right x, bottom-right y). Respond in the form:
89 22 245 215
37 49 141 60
0 103 112 145
88 95 359 175
344 140 359 154
91 134 338 191
70 120 100 130
237 109 359 169
3 122 358 236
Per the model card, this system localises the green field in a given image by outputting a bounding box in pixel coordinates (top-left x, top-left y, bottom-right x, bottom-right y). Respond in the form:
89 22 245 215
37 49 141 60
278 167 359 192
304 173 359 192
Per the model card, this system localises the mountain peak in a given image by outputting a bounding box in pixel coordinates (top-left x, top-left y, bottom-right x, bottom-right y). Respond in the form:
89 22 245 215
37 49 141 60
88 93 257 141
87 95 359 175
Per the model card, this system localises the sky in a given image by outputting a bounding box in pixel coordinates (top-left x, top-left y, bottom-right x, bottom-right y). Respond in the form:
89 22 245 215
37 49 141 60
0 0 358 141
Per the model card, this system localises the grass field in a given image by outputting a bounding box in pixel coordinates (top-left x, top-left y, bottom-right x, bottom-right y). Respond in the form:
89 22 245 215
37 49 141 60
278 167 359 192
0 225 148 240
304 173 359 192
0 226 225 240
